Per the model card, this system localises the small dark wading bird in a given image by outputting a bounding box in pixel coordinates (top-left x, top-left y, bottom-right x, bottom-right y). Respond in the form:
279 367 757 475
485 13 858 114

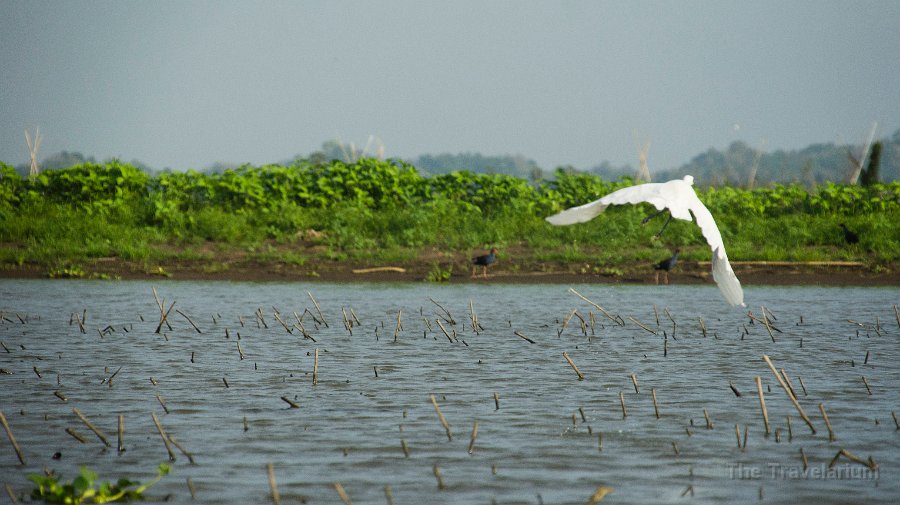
472 247 499 278
839 223 859 245
654 249 679 285
546 175 745 307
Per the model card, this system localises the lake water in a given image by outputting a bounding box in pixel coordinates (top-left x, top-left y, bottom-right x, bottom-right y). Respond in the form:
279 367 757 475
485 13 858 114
1 279 898 504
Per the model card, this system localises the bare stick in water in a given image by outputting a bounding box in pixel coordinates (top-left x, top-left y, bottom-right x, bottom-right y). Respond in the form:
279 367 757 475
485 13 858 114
630 373 640 393
568 288 621 325
267 464 280 505
73 408 111 447
756 377 771 435
117 415 125 452
430 394 452 441
819 403 836 442
619 392 628 418
432 465 446 490
762 355 816 434
585 486 614 504
0 411 26 465
563 352 585 380
468 420 479 455
651 388 660 419
307 291 328 327
175 309 202 333
313 348 319 385
151 413 177 461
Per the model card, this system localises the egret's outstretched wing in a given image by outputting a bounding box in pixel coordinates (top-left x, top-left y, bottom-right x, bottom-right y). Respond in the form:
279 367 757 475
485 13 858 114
711 247 745 307
684 199 744 306
545 182 671 225
544 198 612 225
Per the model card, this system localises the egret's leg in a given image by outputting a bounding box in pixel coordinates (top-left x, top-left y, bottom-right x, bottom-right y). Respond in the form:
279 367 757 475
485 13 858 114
482 266 488 278
654 214 674 238
641 208 667 225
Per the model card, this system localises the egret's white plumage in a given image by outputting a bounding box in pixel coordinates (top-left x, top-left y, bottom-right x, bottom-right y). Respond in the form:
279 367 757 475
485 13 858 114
546 175 745 307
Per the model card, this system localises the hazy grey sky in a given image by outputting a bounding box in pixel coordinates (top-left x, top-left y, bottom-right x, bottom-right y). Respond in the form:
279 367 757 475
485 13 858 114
2 1 899 172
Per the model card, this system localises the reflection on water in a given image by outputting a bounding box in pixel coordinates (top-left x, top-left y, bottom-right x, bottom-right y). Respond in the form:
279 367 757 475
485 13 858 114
1 280 898 504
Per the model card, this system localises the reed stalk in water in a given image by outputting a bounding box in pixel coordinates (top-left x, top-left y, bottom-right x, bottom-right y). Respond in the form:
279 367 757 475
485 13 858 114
0 411 26 465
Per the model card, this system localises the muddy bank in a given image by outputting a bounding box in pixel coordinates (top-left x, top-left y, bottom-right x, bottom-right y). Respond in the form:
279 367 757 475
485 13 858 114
2 257 898 286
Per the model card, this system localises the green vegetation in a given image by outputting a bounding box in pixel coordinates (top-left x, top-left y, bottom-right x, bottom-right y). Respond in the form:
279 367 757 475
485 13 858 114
1 159 898 277
28 464 170 504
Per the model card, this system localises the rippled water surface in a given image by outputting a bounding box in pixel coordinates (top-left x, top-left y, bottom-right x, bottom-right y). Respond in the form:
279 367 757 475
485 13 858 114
1 279 898 504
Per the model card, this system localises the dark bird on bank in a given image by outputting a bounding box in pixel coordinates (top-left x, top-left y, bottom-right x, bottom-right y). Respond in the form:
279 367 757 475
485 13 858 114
654 250 679 285
472 247 499 278
839 223 859 245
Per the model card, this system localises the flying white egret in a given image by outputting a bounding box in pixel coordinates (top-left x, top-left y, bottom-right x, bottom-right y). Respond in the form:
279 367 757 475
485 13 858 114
546 175 745 307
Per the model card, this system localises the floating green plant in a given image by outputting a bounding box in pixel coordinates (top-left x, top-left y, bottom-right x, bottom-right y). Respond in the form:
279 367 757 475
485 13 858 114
28 463 170 504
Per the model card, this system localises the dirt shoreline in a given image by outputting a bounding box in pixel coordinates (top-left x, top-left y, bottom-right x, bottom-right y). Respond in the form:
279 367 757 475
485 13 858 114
2 258 898 286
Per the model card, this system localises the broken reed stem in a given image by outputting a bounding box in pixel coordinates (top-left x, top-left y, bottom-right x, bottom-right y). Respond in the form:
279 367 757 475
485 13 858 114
467 420 479 454
280 396 300 408
0 411 26 465
568 288 621 325
394 309 402 341
151 413 177 461
155 301 176 334
762 355 816 434
430 394 452 441
761 306 775 342
893 304 899 329
65 428 86 443
585 486 614 505
627 317 657 335
780 369 798 400
513 331 535 343
267 463 280 505
168 435 195 464
384 485 394 505
313 348 319 385
651 388 660 419
117 415 125 452
175 309 202 333
156 394 169 414
630 373 640 393
494 392 500 410
562 351 585 380
703 409 713 429
435 319 454 343
5 483 21 505
307 291 328 327
73 408 111 447
742 425 749 451
819 403 836 442
756 377 771 435
619 392 628 418
735 424 742 448
433 465 446 490
862 376 872 395
829 448 878 471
